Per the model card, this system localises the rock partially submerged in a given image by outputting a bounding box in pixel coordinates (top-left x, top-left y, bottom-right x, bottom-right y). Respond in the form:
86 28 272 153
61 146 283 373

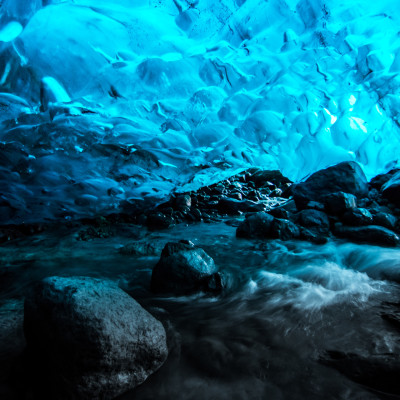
151 240 223 295
24 276 168 399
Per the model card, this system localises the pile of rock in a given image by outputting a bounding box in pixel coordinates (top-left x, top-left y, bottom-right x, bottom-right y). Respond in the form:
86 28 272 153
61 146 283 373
236 161 400 247
140 169 291 229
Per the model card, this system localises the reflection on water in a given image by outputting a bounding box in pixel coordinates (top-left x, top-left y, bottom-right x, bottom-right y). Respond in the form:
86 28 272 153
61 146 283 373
0 221 399 399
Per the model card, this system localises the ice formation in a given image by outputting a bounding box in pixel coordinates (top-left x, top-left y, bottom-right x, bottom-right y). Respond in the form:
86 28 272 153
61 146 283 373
1 0 400 223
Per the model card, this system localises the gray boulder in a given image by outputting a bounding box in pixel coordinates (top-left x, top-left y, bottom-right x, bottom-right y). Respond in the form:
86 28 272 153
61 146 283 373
292 161 368 210
24 276 168 399
151 240 222 295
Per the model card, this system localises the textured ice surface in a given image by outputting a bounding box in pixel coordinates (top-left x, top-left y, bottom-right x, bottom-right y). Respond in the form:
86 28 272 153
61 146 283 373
1 0 400 223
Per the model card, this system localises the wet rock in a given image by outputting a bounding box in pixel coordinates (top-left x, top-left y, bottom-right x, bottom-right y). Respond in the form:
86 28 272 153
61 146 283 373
334 224 400 247
369 168 400 190
146 212 174 229
296 209 330 235
372 211 396 230
236 212 275 239
24 276 168 399
292 162 368 210
151 240 222 295
299 227 328 244
218 198 266 215
269 207 290 220
382 171 400 206
271 218 300 240
304 201 325 211
324 192 357 215
341 207 373 226
173 194 192 211
249 169 292 188
119 241 164 256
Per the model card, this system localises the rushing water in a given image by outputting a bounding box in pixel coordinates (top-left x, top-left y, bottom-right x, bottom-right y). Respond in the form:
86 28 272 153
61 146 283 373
1 221 400 399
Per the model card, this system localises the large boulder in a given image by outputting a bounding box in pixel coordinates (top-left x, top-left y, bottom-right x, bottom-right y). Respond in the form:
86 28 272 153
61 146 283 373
292 162 368 210
24 276 168 399
151 240 222 295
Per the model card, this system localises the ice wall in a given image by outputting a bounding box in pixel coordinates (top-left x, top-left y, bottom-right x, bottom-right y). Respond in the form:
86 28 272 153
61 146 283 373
1 0 400 223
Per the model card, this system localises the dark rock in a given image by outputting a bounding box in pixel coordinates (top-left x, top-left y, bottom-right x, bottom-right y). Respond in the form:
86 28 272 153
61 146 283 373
299 227 328 244
24 276 168 399
341 207 373 226
173 194 191 211
297 209 330 235
382 171 400 206
236 212 274 238
292 161 368 210
249 169 292 188
218 198 266 215
120 241 164 256
369 168 400 190
372 212 397 230
305 201 325 211
151 240 222 295
269 188 283 197
334 224 400 247
324 192 357 215
269 207 290 220
146 212 174 229
270 218 300 240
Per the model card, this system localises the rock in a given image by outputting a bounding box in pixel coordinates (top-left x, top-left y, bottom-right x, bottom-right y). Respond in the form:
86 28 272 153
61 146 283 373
218 198 266 215
296 209 330 235
269 188 283 197
324 192 357 215
151 240 222 295
372 211 397 229
382 171 400 206
292 161 368 210
119 241 164 256
24 276 168 399
369 168 400 190
305 201 325 211
269 207 290 220
341 207 373 226
146 212 174 229
248 169 292 188
173 194 191 211
236 212 275 238
299 227 328 244
270 218 300 240
334 224 400 247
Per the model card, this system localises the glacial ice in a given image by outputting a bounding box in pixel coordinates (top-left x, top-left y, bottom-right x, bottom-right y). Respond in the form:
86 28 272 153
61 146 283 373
1 0 400 223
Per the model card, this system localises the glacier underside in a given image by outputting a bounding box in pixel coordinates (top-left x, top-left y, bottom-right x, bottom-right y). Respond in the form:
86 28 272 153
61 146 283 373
1 0 400 224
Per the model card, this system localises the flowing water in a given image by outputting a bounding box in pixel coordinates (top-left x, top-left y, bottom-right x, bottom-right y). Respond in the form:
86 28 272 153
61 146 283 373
1 220 400 399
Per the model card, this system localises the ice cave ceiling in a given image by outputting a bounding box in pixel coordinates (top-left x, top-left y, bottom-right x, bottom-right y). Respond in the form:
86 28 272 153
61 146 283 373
0 0 400 224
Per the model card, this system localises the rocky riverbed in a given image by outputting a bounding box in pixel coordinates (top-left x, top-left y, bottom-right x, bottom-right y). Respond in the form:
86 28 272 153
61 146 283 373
1 162 400 399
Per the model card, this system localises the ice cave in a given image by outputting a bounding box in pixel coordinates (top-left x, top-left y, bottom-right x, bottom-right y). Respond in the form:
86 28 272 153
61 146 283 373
1 0 400 399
